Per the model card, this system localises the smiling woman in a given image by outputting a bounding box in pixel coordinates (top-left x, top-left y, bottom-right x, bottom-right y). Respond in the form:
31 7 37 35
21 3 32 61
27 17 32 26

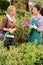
0 5 16 49
28 4 43 45
1 5 16 35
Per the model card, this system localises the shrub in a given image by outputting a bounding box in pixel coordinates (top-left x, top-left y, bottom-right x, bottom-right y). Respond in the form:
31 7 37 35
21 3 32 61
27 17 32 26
0 0 9 11
0 0 9 15
14 9 32 43
0 42 43 65
33 0 43 6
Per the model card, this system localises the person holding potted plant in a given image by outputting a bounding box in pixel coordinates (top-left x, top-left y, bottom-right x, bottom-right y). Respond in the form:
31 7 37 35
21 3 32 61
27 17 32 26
28 4 43 45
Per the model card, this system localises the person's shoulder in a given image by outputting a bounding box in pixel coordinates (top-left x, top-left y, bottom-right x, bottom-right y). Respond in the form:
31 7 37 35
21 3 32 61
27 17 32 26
31 15 35 20
39 16 43 23
2 16 8 24
40 16 43 20
32 15 35 18
2 16 7 21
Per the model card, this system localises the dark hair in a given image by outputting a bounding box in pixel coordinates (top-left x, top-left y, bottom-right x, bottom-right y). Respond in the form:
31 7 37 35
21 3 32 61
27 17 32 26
34 4 41 11
34 4 43 16
40 7 43 16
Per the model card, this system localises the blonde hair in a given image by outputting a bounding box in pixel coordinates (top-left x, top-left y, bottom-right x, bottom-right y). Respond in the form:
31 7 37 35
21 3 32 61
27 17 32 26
7 5 16 14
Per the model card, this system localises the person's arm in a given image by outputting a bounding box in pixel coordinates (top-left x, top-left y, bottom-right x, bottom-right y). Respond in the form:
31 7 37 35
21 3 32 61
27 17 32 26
30 24 43 32
12 18 16 32
1 17 10 31
33 18 43 32
36 27 42 32
37 20 43 32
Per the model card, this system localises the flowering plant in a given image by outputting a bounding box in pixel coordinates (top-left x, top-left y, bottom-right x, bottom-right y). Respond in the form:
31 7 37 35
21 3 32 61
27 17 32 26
22 20 31 32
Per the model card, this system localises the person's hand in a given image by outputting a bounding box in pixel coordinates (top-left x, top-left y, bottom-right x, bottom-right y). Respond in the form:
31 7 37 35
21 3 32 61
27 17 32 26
32 24 38 29
13 28 16 32
9 29 14 35
29 24 33 28
29 24 38 29
9 28 16 35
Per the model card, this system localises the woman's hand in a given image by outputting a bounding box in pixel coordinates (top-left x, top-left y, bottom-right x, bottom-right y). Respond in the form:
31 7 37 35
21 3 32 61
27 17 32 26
9 28 16 35
13 28 16 32
30 25 41 32
32 24 38 29
8 29 13 35
29 24 38 29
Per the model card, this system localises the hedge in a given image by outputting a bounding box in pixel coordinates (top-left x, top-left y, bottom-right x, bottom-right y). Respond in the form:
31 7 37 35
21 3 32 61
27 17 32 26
0 41 43 65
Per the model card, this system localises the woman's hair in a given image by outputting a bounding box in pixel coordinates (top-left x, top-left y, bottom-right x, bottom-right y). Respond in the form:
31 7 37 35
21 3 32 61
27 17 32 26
34 4 41 11
34 4 43 16
40 7 43 16
7 5 15 14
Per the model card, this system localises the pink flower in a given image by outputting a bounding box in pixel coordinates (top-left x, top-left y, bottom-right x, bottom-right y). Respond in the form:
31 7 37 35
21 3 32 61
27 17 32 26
22 20 31 27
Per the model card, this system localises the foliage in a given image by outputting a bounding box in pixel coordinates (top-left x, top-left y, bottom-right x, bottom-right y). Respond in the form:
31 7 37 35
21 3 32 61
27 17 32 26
0 10 6 15
0 0 9 11
33 0 43 6
16 9 32 21
0 0 9 15
16 0 22 9
0 41 43 65
14 9 32 43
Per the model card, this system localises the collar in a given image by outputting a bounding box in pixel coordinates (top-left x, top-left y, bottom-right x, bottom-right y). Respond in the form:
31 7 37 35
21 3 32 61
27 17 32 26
33 15 42 20
6 14 13 22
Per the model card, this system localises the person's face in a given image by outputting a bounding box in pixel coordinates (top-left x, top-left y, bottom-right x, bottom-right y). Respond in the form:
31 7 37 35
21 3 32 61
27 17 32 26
11 8 16 16
32 7 40 15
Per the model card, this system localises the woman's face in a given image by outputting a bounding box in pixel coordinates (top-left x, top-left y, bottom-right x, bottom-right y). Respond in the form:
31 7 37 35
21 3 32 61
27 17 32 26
10 8 16 16
32 7 40 15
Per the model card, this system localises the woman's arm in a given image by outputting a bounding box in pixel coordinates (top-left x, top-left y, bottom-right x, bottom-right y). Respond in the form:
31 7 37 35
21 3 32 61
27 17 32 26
31 24 43 32
1 17 10 31
36 27 43 32
35 18 43 32
12 17 16 31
